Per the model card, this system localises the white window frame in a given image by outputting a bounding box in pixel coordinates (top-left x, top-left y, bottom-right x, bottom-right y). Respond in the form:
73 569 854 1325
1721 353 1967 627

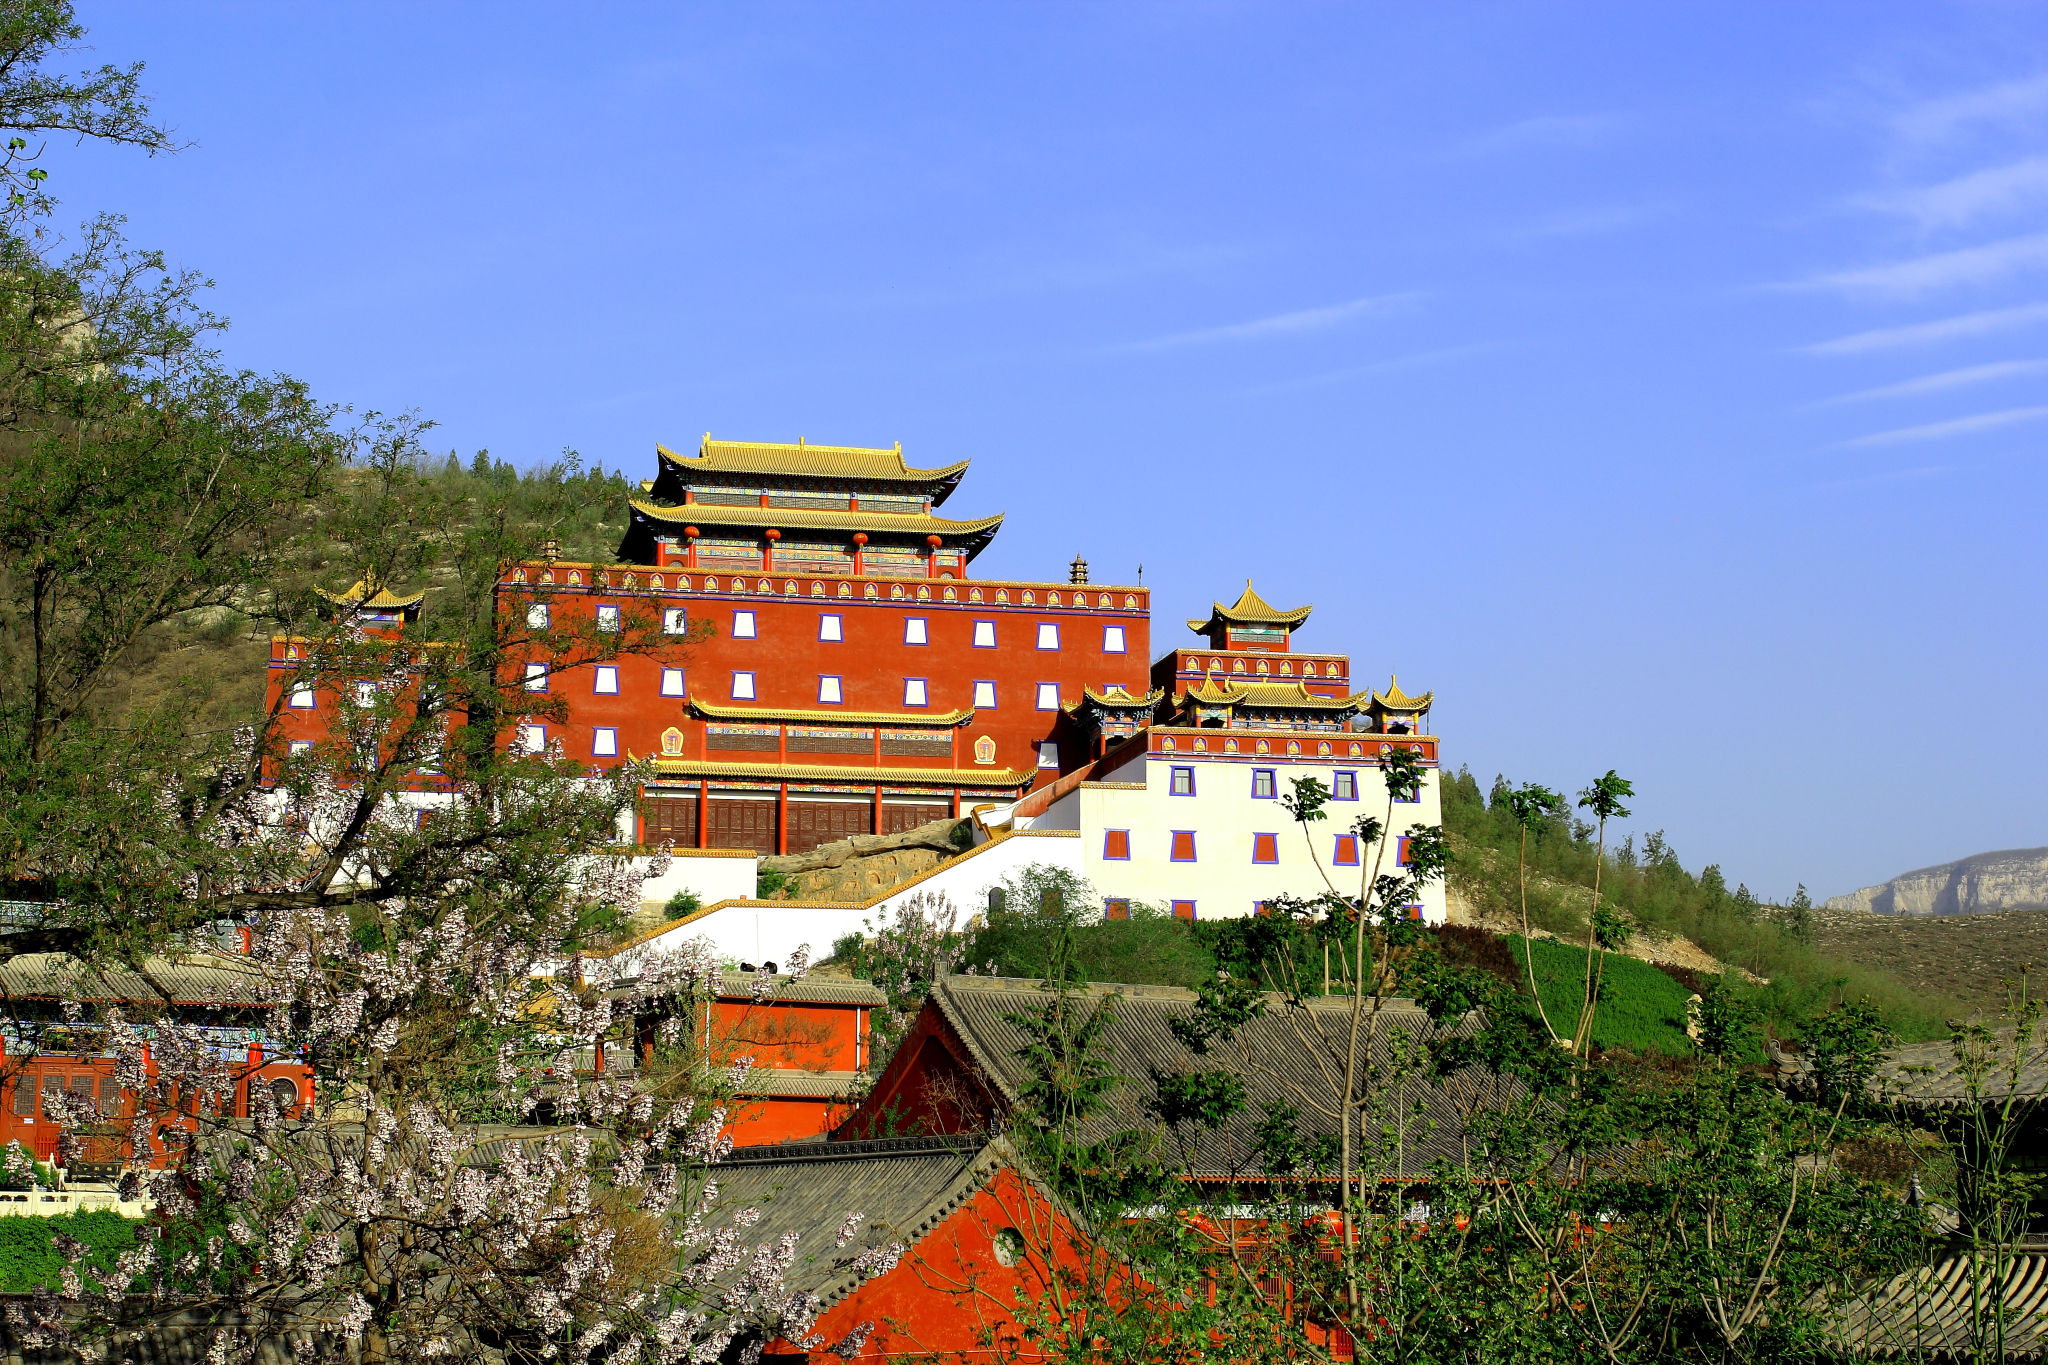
1036 622 1060 650
1035 682 1060 711
818 676 843 704
594 665 619 695
595 604 620 632
731 671 756 700
289 686 315 709
1036 741 1060 770
520 724 546 753
288 739 313 755
524 663 548 692
1103 624 1126 653
353 681 378 708
661 667 686 697
732 610 757 639
592 727 618 757
904 617 928 645
972 620 997 648
903 678 929 707
662 607 688 635
527 603 549 630
819 613 843 642
972 680 997 709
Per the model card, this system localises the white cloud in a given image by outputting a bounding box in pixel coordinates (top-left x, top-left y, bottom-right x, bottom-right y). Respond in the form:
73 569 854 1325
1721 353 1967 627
1114 293 1419 353
1461 113 1626 154
1807 358 2048 406
1857 155 2048 230
1893 73 2048 146
1800 300 2048 354
1835 405 2048 447
1800 231 2048 297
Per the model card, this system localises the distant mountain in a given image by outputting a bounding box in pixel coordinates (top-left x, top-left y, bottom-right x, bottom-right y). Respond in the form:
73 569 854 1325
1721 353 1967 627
1826 847 2048 917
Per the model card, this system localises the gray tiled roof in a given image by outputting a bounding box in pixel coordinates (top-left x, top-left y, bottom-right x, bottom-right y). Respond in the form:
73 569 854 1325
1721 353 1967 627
1876 1028 2048 1109
708 1133 1013 1310
0 951 274 1005
1824 1249 2048 1358
925 975 1514 1181
603 972 887 1007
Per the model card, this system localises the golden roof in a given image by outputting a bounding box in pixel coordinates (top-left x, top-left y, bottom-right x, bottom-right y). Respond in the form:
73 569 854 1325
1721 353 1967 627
1370 675 1434 712
651 758 1034 787
628 498 1004 540
316 571 426 611
659 435 971 486
1186 580 1313 634
1182 679 1366 711
1062 685 1164 714
688 699 975 727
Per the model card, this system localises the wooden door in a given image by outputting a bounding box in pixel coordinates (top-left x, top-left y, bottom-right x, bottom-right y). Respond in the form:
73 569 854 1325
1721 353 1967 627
707 797 778 853
786 799 872 855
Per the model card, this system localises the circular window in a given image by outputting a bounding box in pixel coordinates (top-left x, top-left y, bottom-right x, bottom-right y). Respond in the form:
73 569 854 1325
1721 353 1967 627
267 1078 301 1114
992 1227 1025 1267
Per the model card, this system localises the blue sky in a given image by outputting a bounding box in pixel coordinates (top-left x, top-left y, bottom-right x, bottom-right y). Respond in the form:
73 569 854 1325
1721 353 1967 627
54 2 2048 900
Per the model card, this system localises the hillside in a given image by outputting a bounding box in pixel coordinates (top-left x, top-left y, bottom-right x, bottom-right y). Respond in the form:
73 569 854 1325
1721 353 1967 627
1825 845 2048 917
1813 903 2048 1015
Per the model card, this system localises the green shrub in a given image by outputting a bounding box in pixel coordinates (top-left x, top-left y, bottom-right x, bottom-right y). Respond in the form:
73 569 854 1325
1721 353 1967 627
1504 934 1698 1056
0 1209 140 1292
664 888 701 921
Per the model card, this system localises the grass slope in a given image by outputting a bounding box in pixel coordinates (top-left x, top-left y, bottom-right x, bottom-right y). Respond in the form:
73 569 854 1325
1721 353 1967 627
1505 935 1696 1056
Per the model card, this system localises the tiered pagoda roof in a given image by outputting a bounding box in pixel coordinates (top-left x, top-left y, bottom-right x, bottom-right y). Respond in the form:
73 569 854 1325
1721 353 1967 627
1187 581 1312 645
315 570 426 622
1364 675 1434 733
1174 678 1367 729
617 435 1004 567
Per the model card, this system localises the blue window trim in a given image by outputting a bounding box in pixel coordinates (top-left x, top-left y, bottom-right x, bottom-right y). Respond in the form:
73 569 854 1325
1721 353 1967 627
818 613 843 641
288 686 316 709
592 665 619 695
592 727 618 756
1169 765 1196 796
660 667 686 697
1250 768 1277 799
288 739 314 754
817 675 844 704
1102 625 1127 654
1392 784 1422 804
1170 830 1197 863
1396 834 1412 866
903 616 929 645
524 663 549 694
731 609 757 639
730 670 755 699
1251 832 1280 864
1035 682 1060 711
1331 770 1359 801
1172 900 1198 921
1103 897 1130 920
1036 622 1061 650
1333 833 1360 866
972 680 997 708
972 620 997 647
594 602 620 630
1102 829 1131 860
903 677 930 707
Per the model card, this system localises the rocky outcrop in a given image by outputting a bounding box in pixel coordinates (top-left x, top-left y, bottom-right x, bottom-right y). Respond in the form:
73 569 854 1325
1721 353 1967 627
757 818 971 876
1825 846 2048 917
758 817 974 903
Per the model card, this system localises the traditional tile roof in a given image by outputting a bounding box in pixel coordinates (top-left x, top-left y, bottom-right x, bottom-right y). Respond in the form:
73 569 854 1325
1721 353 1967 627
628 499 1004 540
705 1133 1027 1316
661 436 971 489
1823 1249 2048 1357
915 975 1512 1180
1187 581 1313 635
1370 675 1434 713
315 571 426 611
688 698 976 728
649 757 1034 787
1182 679 1367 711
604 971 887 1007
1062 684 1164 714
1874 1028 2048 1109
0 951 275 1006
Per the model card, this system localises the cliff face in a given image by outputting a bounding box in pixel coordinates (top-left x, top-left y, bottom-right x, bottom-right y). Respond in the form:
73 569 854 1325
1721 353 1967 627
1826 846 2048 916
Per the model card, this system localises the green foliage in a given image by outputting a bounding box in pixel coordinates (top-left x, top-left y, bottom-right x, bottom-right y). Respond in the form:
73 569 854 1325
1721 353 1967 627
1506 933 1700 1056
1441 765 1962 1040
753 867 789 900
663 888 701 921
0 1209 138 1292
969 864 1217 988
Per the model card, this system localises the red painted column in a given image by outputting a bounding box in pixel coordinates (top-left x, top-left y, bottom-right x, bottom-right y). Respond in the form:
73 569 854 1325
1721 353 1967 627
763 528 779 573
685 527 699 569
697 783 709 849
851 532 866 576
777 782 789 856
925 534 941 578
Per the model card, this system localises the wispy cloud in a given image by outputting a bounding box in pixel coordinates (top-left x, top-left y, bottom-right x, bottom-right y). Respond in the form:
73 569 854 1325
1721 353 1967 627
1798 231 2048 297
1835 405 2048 447
1856 155 2048 230
1234 344 1494 398
1461 112 1626 154
1799 300 2048 354
1113 293 1419 353
1807 358 2048 407
1894 73 2048 146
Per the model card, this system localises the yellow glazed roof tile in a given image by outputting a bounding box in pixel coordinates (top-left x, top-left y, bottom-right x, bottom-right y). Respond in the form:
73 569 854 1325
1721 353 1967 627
651 758 1035 786
1186 579 1313 633
688 699 975 727
659 436 971 484
1370 675 1434 711
628 498 1003 539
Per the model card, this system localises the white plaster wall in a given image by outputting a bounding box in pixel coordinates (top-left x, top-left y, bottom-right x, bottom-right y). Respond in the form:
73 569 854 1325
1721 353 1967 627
1076 757 1447 924
637 850 758 911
